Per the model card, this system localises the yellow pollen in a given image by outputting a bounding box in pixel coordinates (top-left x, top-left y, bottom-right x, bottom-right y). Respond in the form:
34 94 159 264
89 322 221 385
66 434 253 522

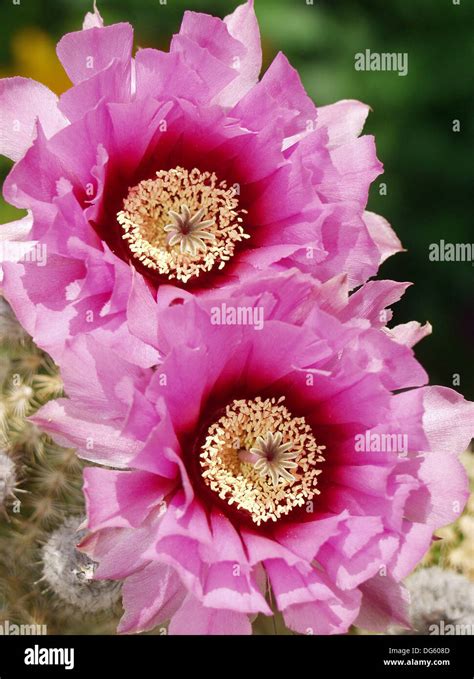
117 166 249 283
199 396 326 526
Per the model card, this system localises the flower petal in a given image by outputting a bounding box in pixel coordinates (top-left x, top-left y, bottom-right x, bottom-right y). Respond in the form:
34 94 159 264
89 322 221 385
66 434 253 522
363 211 404 265
84 467 172 531
355 574 410 632
283 586 361 635
56 23 134 85
422 386 474 455
169 595 252 635
118 563 186 634
221 0 262 105
32 399 140 467
316 99 370 148
0 77 67 162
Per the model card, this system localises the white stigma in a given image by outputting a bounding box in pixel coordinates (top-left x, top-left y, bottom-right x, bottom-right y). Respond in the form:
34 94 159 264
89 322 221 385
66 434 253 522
164 204 216 256
250 431 299 486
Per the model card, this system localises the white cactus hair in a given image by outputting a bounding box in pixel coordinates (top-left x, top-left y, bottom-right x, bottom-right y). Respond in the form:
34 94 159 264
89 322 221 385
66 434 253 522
0 450 17 506
41 515 121 614
405 566 474 634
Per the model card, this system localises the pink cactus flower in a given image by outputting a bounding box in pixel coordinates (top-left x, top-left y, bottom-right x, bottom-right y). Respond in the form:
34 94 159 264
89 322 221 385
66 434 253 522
0 1 400 367
34 271 474 635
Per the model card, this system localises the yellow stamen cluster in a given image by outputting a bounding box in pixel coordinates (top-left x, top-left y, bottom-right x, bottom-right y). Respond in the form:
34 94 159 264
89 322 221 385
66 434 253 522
117 167 249 283
200 396 326 526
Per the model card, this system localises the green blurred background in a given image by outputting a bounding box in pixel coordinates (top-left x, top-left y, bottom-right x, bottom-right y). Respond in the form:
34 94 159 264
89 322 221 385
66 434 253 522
1 0 473 398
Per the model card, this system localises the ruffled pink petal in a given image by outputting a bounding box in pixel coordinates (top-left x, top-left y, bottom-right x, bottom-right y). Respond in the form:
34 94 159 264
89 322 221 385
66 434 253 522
250 153 315 227
388 521 434 581
130 408 183 479
171 14 242 104
118 563 186 634
232 51 315 140
318 530 399 591
241 529 309 568
265 560 338 609
0 78 68 162
283 586 361 635
208 510 251 564
421 386 474 455
355 574 410 632
169 595 252 635
3 123 71 209
172 1 261 109
91 319 160 370
320 135 384 207
352 327 428 390
126 269 158 351
404 452 469 529
340 280 411 326
202 562 271 614
274 513 347 563
80 522 158 580
52 334 146 418
153 503 268 615
312 207 381 289
389 321 432 348
2 257 85 354
84 467 172 531
32 399 141 467
305 372 391 427
134 49 215 103
155 534 210 597
221 0 262 106
155 495 212 549
56 22 134 85
312 273 350 316
83 3 104 30
58 59 132 122
145 344 216 436
120 389 161 446
363 211 404 265
390 388 430 453
0 212 32 242
316 99 370 148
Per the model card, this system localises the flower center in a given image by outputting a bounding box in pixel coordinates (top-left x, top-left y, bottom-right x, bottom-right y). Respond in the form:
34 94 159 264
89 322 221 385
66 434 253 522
199 396 325 526
117 166 249 283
